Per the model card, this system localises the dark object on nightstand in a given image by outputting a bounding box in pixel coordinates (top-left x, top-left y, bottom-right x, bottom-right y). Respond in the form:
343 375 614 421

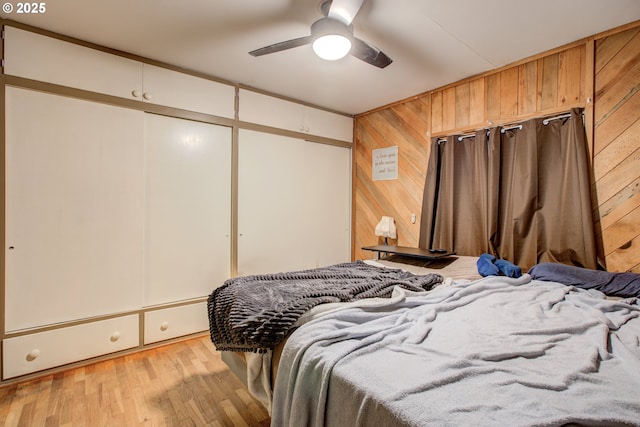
362 245 456 260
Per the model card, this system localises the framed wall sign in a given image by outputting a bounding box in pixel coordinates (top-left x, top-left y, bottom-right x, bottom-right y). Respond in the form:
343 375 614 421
372 146 398 181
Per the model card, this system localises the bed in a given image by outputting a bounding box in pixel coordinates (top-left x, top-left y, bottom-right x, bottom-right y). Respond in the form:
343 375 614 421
207 256 640 426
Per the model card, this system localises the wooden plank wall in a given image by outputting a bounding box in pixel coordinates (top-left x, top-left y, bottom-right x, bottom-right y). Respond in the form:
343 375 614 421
593 26 640 273
429 45 586 135
354 21 640 272
353 97 431 259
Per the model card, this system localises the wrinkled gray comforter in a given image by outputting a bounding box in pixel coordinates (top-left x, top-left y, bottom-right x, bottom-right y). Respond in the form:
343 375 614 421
272 274 640 426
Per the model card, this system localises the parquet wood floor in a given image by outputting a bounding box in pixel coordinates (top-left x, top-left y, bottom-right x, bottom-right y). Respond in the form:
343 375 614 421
0 336 270 427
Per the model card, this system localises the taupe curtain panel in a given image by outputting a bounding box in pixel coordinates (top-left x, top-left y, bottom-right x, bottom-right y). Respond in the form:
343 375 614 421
419 108 597 271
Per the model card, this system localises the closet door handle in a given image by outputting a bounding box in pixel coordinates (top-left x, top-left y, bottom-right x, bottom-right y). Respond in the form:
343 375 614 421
131 90 141 98
142 92 152 101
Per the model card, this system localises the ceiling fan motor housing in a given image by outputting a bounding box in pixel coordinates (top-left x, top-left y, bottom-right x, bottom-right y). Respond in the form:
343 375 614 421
311 17 353 40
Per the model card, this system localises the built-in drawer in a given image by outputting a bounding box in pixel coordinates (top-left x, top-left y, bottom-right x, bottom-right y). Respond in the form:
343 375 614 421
3 314 139 379
144 302 209 345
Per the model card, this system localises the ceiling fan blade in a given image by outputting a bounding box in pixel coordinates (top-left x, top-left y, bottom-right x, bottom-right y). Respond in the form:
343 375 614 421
350 37 392 68
249 36 313 57
327 0 364 25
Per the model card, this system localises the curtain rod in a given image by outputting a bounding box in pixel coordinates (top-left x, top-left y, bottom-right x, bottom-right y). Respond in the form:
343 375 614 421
434 110 582 143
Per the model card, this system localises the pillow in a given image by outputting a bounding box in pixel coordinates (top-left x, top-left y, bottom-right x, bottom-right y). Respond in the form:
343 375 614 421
528 262 640 298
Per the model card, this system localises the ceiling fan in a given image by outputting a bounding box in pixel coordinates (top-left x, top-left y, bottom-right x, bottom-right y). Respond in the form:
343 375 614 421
249 0 392 68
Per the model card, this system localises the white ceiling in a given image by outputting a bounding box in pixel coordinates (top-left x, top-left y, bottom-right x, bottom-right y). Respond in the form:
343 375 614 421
2 0 640 115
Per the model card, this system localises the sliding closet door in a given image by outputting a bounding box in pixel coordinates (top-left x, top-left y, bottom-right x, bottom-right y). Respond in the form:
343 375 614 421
238 130 306 275
237 129 351 276
5 87 145 331
143 114 232 305
303 141 351 268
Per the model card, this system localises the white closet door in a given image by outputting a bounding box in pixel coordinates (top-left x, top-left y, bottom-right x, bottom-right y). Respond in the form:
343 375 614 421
144 114 231 305
238 130 307 276
5 87 145 331
238 130 351 276
303 142 352 267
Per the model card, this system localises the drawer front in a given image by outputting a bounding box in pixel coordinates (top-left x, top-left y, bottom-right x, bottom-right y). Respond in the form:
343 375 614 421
144 302 209 344
3 315 139 379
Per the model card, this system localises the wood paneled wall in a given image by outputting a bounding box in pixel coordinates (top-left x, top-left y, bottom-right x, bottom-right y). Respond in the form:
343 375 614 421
354 21 640 273
593 26 640 273
353 99 431 259
430 45 586 135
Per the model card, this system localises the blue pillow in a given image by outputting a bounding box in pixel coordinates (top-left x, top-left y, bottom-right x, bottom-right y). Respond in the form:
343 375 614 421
528 262 640 298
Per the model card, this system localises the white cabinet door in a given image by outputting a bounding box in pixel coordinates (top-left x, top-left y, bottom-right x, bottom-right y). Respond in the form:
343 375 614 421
303 107 354 142
238 89 353 142
4 26 143 100
144 114 232 306
5 87 145 331
238 89 305 133
142 64 235 118
238 129 351 276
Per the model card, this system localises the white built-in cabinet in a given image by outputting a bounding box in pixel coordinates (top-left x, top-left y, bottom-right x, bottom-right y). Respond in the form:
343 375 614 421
237 130 351 276
3 87 229 379
3 26 235 118
239 89 353 142
2 24 352 381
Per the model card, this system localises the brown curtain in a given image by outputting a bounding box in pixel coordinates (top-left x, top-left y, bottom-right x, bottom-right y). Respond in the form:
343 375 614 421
419 130 492 255
489 120 540 267
536 110 597 268
419 108 597 270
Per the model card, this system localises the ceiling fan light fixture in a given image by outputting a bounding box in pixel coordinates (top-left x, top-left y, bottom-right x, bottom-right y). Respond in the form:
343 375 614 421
250 3 392 69
312 34 352 60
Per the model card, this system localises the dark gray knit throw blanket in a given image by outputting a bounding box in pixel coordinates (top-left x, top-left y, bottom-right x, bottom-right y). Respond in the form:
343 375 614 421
207 261 443 353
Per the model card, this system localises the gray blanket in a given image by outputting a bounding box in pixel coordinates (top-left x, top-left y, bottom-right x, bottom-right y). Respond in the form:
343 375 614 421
272 274 640 426
207 261 442 352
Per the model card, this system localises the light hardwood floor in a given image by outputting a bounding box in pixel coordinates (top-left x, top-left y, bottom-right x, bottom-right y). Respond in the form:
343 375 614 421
0 336 271 427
